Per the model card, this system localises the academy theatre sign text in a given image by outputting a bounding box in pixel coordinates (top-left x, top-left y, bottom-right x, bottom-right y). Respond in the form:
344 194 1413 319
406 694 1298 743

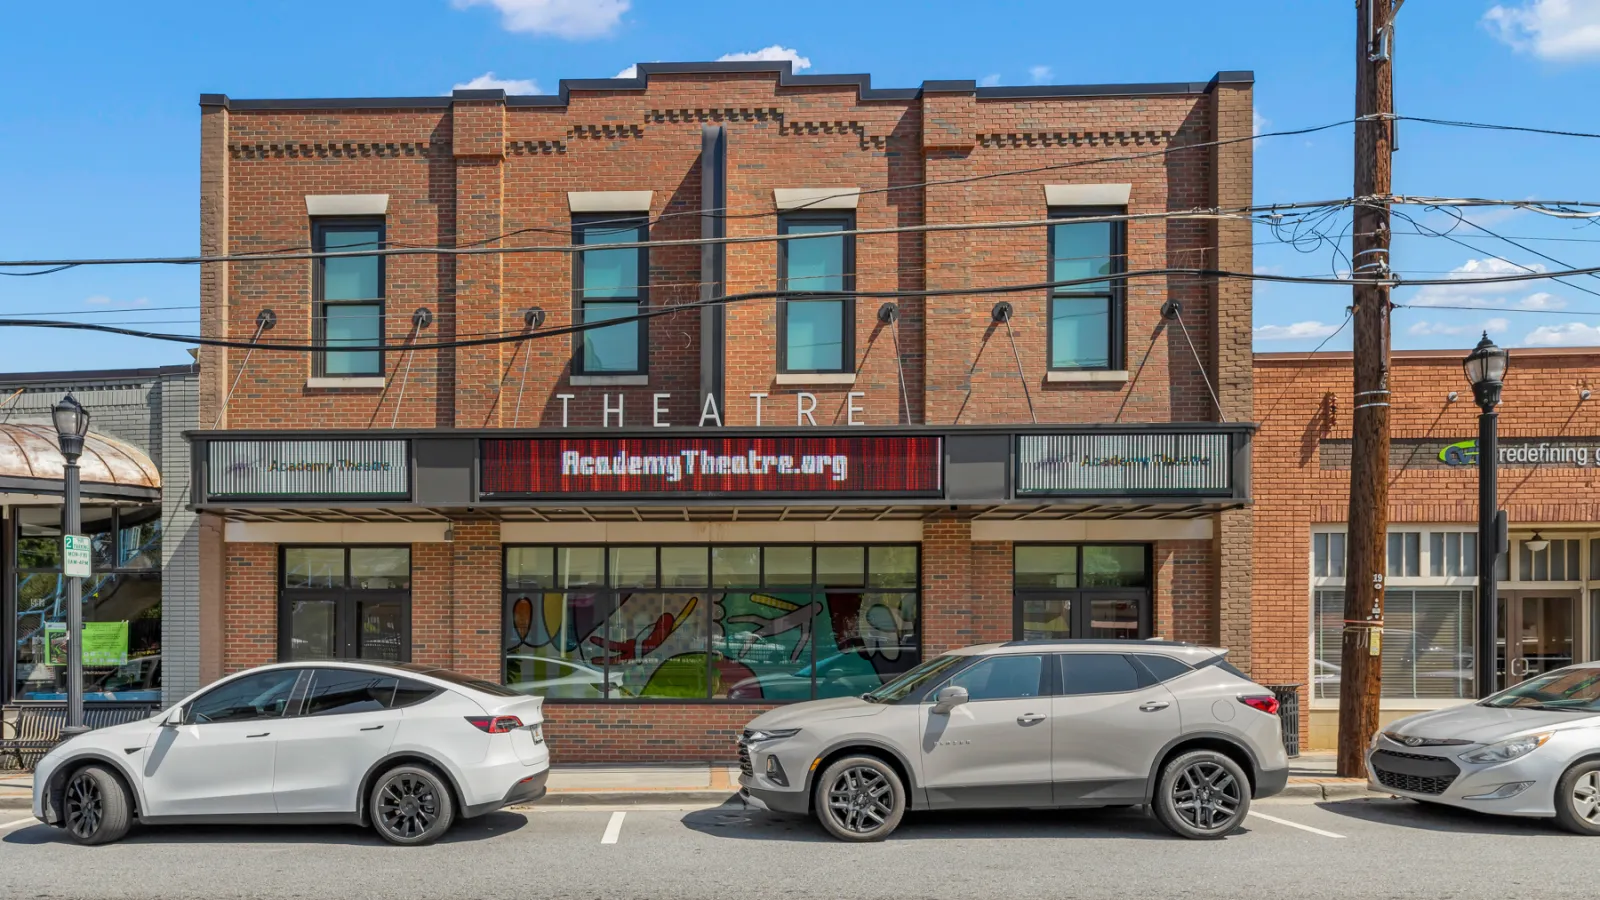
481 436 942 498
552 391 874 428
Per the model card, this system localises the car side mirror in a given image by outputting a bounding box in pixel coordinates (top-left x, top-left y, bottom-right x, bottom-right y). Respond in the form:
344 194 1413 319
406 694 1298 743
162 705 186 727
932 685 969 715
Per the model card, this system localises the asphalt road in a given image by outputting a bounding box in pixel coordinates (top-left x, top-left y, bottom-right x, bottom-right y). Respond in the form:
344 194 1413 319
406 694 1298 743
0 796 1578 899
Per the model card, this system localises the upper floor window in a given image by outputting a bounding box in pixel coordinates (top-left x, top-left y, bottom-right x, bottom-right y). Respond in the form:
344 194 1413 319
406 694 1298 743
574 217 648 375
313 219 385 377
1048 209 1124 370
778 214 854 373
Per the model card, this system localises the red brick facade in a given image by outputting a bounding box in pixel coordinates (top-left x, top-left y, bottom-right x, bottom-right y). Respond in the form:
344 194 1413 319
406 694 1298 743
1253 347 1600 749
200 63 1253 762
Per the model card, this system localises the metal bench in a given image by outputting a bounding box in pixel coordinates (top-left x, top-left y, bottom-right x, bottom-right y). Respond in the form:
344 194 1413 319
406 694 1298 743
0 704 161 771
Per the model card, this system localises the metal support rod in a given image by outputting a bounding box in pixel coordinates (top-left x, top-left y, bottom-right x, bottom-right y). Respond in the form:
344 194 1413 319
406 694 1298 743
1477 409 1499 698
63 459 84 735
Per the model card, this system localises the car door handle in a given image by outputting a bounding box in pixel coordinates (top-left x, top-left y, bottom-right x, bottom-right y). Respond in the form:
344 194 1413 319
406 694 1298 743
246 732 270 738
1139 701 1171 712
360 725 385 732
1017 713 1047 725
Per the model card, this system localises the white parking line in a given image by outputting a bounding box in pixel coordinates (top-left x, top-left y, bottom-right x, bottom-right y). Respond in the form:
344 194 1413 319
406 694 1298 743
1248 810 1346 839
0 818 36 832
600 811 626 844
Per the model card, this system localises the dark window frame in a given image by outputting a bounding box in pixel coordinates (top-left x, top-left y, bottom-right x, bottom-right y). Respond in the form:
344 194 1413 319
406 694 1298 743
501 543 921 704
777 212 857 374
1046 206 1126 372
7 504 165 706
311 217 387 378
572 214 650 376
278 545 412 663
1012 543 1153 640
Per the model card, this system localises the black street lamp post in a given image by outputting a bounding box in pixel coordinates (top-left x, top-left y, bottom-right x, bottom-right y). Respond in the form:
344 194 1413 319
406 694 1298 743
52 394 91 734
1464 334 1509 700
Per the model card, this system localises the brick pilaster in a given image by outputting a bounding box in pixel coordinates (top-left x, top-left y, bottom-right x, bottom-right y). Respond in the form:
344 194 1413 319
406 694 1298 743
451 97 507 428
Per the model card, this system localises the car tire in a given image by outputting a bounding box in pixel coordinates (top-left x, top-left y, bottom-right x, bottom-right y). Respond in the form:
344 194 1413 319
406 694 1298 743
813 755 906 842
1554 760 1600 836
1152 750 1251 840
370 764 455 846
62 765 132 846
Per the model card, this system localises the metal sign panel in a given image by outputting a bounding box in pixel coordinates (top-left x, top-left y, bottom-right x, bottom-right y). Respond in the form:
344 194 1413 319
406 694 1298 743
481 436 943 498
207 439 409 499
1017 433 1231 496
62 534 91 577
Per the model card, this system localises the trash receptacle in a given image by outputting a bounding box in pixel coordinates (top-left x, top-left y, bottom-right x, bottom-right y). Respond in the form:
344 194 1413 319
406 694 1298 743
1264 683 1302 758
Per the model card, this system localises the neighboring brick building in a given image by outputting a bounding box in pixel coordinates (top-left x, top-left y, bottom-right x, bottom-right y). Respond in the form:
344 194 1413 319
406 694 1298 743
1253 347 1600 750
192 61 1255 762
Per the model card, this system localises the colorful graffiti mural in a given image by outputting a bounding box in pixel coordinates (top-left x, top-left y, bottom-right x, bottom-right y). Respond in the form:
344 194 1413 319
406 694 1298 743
503 589 918 700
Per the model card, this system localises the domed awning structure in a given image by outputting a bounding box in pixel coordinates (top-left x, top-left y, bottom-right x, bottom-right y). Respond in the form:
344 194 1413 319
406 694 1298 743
0 423 161 501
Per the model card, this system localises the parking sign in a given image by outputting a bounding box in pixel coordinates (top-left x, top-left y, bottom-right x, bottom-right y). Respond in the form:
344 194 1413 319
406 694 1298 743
63 534 91 577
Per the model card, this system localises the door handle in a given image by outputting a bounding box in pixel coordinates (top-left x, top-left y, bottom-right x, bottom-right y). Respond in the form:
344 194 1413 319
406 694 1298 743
1139 701 1171 712
360 725 386 732
246 732 270 738
1017 713 1047 725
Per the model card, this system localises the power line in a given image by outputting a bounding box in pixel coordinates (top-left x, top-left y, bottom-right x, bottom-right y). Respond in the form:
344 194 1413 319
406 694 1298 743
1398 116 1600 141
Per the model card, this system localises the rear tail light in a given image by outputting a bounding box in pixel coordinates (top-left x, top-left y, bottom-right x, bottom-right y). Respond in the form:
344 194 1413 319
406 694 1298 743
465 715 523 734
1238 695 1280 715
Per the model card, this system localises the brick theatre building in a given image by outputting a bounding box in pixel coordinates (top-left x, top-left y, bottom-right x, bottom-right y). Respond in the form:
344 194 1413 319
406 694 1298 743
192 61 1257 761
1252 347 1600 750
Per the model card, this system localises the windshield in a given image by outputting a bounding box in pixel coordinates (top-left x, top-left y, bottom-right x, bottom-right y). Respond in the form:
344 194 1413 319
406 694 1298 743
1482 668 1600 711
864 654 967 703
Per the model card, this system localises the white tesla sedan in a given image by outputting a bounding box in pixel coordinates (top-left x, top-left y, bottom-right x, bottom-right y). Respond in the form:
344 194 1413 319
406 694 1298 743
31 661 549 846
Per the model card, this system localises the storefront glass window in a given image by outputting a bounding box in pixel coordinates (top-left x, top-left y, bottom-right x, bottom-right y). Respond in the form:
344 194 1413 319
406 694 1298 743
351 547 411 589
13 504 163 702
1313 588 1474 700
284 547 344 588
279 546 411 662
1013 544 1151 640
502 545 921 702
506 547 554 589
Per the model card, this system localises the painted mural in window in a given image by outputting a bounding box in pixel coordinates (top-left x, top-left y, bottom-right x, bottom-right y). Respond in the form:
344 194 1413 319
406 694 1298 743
502 545 919 701
13 505 163 702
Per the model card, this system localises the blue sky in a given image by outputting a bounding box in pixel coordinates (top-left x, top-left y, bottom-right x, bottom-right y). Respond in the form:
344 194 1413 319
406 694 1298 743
2 0 1598 372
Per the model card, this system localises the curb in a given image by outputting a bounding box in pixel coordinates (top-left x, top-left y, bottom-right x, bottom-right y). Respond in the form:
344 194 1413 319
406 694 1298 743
1275 781 1386 802
0 797 31 811
519 790 739 808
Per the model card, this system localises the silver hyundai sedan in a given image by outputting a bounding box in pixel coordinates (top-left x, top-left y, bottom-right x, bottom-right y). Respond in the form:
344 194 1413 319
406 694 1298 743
738 640 1289 841
1368 662 1600 834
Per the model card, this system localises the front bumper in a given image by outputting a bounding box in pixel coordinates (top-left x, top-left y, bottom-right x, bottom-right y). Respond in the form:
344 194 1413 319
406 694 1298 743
1366 737 1556 817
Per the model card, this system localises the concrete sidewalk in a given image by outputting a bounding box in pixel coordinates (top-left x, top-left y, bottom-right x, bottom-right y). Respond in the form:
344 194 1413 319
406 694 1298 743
0 752 1376 811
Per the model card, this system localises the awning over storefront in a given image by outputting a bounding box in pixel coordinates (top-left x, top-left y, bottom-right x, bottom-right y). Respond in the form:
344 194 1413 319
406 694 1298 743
0 423 161 502
187 425 1254 523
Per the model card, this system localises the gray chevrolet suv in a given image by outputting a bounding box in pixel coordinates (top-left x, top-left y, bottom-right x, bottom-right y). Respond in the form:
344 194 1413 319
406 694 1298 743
738 640 1288 841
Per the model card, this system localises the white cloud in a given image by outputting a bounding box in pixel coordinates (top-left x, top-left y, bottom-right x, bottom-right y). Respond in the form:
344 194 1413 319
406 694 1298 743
453 72 540 94
1485 0 1600 60
1254 321 1341 341
615 64 638 78
1407 317 1509 337
1029 65 1053 83
452 0 628 39
978 73 1001 87
1408 256 1565 310
1524 321 1600 346
716 45 811 70
1252 108 1269 136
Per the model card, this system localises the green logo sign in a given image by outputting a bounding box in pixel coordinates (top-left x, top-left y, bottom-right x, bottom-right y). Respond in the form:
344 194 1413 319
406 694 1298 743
1439 440 1478 466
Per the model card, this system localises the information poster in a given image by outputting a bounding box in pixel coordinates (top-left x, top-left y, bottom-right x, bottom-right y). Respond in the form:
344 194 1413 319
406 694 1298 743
43 621 130 667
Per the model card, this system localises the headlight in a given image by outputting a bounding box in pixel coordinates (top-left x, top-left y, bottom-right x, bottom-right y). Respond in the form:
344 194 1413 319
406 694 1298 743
1458 732 1552 765
746 728 800 744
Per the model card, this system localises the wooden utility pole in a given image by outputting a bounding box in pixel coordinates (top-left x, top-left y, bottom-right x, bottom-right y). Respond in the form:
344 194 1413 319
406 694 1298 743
1338 0 1397 777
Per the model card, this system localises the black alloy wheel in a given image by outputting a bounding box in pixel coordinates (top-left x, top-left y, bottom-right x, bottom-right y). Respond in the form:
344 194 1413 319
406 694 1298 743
372 765 455 846
813 755 906 842
1152 749 1251 840
63 765 132 845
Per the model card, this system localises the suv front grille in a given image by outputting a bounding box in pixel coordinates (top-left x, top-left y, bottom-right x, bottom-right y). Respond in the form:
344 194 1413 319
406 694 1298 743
737 730 753 777
1371 748 1461 796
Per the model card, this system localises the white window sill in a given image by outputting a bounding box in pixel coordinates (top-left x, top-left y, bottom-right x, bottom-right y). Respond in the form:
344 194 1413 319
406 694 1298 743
774 372 857 386
1046 369 1129 383
570 374 649 387
306 376 386 389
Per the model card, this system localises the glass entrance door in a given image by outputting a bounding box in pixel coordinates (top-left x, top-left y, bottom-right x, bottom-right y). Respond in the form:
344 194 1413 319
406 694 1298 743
1014 590 1147 640
1498 592 1576 688
280 547 411 662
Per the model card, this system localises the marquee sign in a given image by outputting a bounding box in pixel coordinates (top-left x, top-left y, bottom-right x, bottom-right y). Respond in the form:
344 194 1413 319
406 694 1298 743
480 436 943 498
207 439 409 499
1016 433 1232 496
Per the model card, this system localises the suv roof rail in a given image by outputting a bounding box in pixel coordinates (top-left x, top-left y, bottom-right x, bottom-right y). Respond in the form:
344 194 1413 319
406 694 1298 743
997 639 1195 648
